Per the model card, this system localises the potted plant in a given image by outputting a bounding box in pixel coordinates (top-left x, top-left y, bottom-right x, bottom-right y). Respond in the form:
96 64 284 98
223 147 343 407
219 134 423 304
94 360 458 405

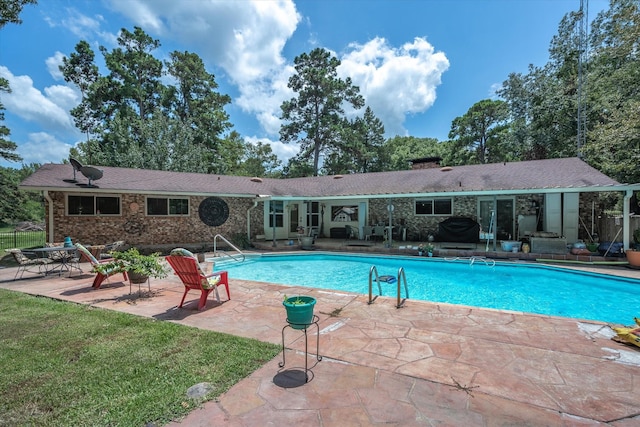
628 228 640 268
282 295 316 329
417 244 425 256
426 243 434 257
94 248 167 283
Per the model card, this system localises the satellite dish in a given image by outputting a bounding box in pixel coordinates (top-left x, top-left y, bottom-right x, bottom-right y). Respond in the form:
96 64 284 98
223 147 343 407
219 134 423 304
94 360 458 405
64 157 84 183
78 166 103 188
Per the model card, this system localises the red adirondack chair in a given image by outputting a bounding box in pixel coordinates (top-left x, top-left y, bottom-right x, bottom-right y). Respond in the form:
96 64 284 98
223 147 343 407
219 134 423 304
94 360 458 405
166 254 230 310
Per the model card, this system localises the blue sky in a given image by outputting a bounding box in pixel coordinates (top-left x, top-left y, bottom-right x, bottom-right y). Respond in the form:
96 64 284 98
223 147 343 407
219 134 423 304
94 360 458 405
0 0 607 168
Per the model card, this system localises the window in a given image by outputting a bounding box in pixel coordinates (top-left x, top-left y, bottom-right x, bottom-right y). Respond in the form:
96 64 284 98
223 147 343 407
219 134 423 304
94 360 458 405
146 197 189 215
415 198 452 216
68 195 120 215
268 201 284 227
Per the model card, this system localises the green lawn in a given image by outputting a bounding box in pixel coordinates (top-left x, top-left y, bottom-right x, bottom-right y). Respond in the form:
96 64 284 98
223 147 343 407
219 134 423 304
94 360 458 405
0 289 280 426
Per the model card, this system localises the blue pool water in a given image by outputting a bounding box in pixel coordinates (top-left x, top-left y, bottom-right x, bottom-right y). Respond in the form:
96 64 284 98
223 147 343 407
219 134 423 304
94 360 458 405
216 253 640 324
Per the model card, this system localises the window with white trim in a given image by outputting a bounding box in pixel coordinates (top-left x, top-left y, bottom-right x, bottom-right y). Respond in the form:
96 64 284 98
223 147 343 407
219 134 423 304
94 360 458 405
415 198 452 216
67 195 121 215
146 197 190 216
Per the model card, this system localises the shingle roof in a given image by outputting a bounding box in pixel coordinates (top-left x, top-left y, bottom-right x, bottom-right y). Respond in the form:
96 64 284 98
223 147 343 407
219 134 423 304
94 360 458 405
20 157 629 199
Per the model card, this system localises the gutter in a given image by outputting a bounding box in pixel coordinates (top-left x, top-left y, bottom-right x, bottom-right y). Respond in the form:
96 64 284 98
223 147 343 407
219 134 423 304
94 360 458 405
43 190 54 243
247 195 271 241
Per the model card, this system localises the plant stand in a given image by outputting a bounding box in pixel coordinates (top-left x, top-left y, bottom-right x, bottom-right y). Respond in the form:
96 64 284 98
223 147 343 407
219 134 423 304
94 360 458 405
279 315 322 382
128 273 150 295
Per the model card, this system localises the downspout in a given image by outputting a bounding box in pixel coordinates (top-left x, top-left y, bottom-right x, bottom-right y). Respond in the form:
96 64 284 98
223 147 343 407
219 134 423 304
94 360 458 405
43 190 54 243
247 200 259 242
623 190 632 250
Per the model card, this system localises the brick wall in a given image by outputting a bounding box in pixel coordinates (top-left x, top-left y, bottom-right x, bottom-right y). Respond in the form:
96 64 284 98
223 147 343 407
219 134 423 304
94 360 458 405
46 192 264 249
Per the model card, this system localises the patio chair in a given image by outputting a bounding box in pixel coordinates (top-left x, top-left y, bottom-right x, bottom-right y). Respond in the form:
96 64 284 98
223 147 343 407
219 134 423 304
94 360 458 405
345 224 359 240
5 248 53 280
166 248 230 310
44 242 81 276
75 243 128 289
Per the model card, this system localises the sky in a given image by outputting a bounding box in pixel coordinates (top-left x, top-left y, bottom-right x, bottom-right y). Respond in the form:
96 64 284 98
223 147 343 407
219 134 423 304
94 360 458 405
0 0 608 169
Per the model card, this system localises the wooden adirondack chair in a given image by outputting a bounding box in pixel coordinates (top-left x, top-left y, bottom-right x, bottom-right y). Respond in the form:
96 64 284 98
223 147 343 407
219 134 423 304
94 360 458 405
166 250 230 310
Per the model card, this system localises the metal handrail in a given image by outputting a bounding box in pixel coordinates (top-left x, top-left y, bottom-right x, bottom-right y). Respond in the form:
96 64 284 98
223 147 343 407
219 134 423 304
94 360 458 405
213 234 246 262
396 267 409 308
368 265 382 304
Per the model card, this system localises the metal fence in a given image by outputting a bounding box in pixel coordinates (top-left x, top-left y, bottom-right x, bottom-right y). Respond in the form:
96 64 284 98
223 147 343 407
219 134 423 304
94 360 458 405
0 231 46 251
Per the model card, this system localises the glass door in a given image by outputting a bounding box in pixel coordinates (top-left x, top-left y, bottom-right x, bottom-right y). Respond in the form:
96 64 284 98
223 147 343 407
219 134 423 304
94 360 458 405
289 202 300 236
479 198 515 241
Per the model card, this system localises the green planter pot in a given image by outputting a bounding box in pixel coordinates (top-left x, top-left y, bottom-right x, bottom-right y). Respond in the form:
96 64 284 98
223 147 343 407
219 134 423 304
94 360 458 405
283 296 316 329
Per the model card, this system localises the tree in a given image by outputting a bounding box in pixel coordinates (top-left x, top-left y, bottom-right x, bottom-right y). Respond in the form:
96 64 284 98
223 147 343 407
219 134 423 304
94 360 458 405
0 0 36 28
62 27 234 173
581 0 640 184
59 40 99 163
165 51 232 169
448 99 510 164
0 164 43 225
322 106 386 174
383 136 444 170
280 48 364 176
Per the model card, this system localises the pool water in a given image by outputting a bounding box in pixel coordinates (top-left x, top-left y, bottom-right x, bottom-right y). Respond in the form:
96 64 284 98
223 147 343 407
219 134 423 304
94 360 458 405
216 253 640 325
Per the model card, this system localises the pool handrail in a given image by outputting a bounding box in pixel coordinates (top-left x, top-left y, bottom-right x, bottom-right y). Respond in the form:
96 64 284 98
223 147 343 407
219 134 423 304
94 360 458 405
213 234 246 263
368 265 382 304
396 267 409 308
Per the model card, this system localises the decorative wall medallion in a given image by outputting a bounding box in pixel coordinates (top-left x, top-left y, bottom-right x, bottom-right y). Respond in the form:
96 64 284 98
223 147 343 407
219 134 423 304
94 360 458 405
129 202 139 213
198 197 229 227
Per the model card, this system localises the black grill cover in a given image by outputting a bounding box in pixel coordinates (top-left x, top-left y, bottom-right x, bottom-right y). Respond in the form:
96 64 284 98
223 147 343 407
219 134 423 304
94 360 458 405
436 217 480 243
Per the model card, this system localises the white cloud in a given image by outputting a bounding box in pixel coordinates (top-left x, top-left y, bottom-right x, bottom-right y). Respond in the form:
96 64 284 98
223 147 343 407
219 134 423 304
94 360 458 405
244 135 299 163
46 52 66 81
18 132 78 165
0 66 77 134
106 0 300 137
339 37 449 136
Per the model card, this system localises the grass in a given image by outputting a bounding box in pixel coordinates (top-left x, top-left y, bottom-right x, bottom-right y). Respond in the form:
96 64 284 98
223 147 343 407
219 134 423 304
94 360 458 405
0 289 280 426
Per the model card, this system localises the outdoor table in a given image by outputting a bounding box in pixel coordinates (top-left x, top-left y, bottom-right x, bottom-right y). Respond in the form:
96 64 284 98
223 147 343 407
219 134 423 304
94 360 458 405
32 246 80 276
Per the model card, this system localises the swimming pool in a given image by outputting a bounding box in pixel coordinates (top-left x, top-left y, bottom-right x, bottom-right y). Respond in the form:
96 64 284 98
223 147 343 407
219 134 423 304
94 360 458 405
215 253 640 325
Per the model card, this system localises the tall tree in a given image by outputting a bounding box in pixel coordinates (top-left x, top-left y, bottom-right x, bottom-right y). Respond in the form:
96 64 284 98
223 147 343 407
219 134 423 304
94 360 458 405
0 0 36 28
582 0 640 184
280 48 364 176
448 99 510 164
165 51 232 167
59 40 99 163
62 27 235 173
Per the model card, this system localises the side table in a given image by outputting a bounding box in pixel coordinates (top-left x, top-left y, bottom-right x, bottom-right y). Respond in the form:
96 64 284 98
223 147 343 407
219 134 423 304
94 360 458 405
279 315 322 382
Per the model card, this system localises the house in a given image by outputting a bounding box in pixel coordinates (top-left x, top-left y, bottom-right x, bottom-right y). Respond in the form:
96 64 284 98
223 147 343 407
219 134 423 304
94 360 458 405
19 157 640 251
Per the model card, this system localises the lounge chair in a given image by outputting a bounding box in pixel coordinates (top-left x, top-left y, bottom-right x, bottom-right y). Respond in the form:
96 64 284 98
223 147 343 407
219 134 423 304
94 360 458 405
75 243 128 289
5 248 53 280
166 248 230 310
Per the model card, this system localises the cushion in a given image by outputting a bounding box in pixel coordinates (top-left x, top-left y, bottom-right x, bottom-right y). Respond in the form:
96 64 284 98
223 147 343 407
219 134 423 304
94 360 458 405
170 247 216 288
75 243 98 264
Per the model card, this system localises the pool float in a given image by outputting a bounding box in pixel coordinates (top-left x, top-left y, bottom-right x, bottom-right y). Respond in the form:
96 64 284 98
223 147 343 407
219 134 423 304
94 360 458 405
613 318 640 348
378 275 396 283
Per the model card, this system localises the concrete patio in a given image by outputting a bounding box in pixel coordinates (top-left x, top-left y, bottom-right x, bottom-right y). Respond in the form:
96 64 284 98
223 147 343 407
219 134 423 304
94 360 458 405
1 250 639 426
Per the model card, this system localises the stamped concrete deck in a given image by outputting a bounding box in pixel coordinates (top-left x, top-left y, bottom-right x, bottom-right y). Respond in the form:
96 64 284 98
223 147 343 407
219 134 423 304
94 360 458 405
1 250 639 426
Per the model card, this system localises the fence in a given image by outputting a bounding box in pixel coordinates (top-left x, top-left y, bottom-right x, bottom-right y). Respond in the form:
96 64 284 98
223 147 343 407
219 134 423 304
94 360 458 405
0 230 46 252
597 216 640 243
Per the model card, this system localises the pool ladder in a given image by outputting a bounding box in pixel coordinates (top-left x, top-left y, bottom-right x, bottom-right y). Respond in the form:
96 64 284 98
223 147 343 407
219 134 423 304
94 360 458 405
368 266 409 308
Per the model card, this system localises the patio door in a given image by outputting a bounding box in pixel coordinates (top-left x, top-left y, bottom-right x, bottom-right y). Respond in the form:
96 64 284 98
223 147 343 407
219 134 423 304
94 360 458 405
478 197 515 241
288 202 301 237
